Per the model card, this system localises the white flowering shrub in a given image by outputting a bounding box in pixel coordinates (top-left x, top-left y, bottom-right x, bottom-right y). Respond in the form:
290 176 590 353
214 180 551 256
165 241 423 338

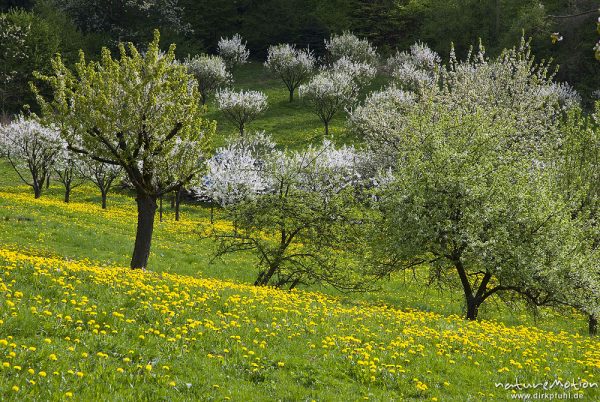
325 31 378 65
387 42 441 91
78 157 123 209
194 131 277 206
0 115 63 198
53 148 85 203
217 34 250 72
388 42 441 72
185 54 231 104
211 138 371 289
216 89 268 135
538 82 581 111
349 86 416 169
289 139 364 195
299 70 357 135
438 38 564 154
330 56 376 87
265 44 316 102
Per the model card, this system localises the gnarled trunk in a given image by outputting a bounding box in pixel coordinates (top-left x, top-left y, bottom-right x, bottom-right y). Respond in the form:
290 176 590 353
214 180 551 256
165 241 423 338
33 182 42 199
466 298 480 321
130 194 157 269
159 195 163 222
590 314 598 336
101 190 107 209
64 184 71 203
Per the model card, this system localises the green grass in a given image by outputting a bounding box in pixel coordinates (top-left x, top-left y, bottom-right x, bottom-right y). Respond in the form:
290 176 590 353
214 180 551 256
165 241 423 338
0 247 598 401
0 159 590 335
0 66 599 400
204 62 390 149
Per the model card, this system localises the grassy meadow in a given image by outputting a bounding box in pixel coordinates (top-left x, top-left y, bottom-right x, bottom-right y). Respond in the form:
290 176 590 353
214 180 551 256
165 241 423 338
1 63 599 401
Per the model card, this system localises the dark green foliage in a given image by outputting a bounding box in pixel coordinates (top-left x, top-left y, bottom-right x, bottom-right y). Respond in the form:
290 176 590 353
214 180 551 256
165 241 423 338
0 9 60 115
1 0 598 114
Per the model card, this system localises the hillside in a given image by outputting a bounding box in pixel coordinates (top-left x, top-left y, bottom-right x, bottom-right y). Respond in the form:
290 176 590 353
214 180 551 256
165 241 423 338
1 42 599 401
1 154 599 400
1 248 598 401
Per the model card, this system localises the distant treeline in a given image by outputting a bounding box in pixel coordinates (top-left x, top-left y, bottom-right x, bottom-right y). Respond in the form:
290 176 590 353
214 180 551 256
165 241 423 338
1 0 599 113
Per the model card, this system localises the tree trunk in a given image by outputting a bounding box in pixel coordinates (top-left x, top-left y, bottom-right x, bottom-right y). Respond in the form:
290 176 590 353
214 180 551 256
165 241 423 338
453 257 483 321
175 187 182 221
64 184 71 203
289 89 294 102
130 194 158 269
324 121 329 137
159 195 163 222
466 298 480 321
210 203 214 224
101 190 107 209
33 182 42 199
255 260 280 286
46 174 50 189
288 277 300 290
590 314 598 336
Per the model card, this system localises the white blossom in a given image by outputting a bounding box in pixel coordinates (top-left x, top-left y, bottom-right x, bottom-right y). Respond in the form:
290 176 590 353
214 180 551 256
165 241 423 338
0 13 30 86
217 34 250 72
325 31 378 65
299 70 358 135
216 89 268 135
289 140 364 195
537 82 581 110
194 131 277 206
265 44 316 101
349 86 416 168
387 42 441 91
438 38 564 154
330 56 376 87
185 54 231 104
0 115 63 197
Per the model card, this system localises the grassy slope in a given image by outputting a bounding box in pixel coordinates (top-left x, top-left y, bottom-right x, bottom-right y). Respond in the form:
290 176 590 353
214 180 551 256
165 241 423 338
0 249 598 401
205 62 389 149
0 63 599 400
0 160 583 335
